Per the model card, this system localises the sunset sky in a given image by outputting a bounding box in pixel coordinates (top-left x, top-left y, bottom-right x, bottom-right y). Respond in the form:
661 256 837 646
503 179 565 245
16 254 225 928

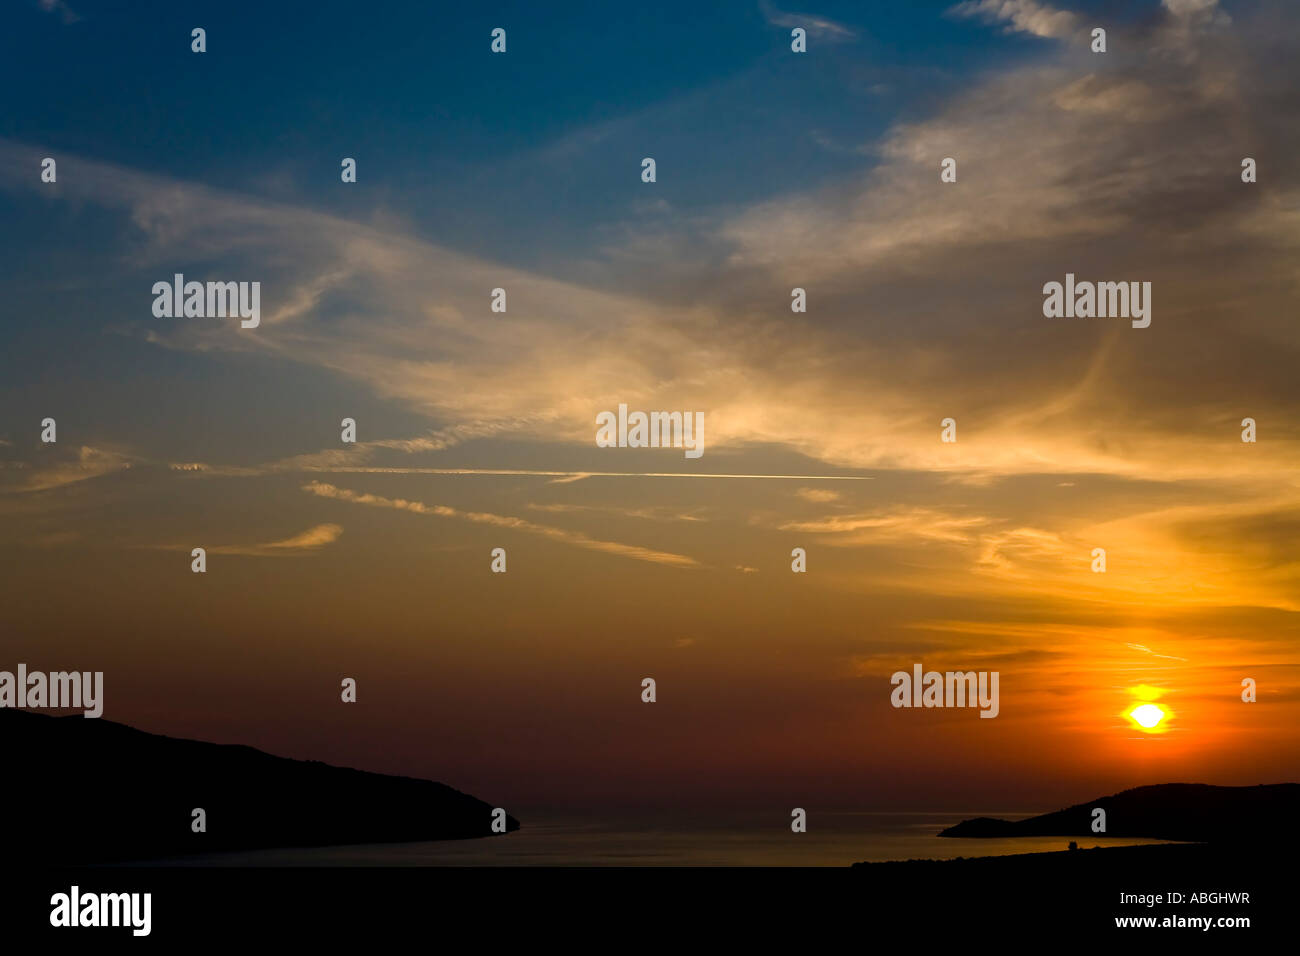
2 0 1297 815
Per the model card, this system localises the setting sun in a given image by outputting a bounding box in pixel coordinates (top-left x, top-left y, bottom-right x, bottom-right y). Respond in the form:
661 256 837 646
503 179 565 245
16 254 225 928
1129 703 1167 730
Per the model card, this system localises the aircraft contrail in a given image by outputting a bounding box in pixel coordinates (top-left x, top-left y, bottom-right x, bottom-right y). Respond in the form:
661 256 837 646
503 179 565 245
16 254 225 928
291 466 874 481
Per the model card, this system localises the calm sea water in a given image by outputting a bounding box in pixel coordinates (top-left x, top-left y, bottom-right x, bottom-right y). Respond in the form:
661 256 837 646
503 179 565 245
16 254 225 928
136 812 1177 867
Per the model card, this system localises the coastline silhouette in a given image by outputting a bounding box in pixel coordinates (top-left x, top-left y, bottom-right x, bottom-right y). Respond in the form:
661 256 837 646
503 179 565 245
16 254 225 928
938 783 1299 842
4 709 518 864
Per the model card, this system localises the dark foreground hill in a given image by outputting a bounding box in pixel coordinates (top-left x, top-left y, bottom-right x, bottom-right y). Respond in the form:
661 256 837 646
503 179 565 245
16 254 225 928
851 842 1281 932
939 783 1299 842
2 709 519 863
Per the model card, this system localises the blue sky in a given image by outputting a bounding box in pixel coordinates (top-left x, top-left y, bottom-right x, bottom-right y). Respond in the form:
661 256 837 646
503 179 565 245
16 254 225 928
3 0 1070 267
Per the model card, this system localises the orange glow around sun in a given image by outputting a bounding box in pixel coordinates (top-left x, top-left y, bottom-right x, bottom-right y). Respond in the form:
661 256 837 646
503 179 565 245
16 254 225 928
1122 685 1175 734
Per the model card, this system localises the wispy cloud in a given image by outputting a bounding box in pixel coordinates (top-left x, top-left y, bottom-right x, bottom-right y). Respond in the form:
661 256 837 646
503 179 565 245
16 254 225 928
171 461 874 482
126 525 345 558
37 0 80 25
947 0 1079 40
3 447 132 493
6 87 1298 492
202 523 345 557
1162 0 1228 23
795 487 840 503
2 0 1296 519
779 507 990 545
759 1 857 41
1126 642 1190 663
529 502 707 522
302 481 702 568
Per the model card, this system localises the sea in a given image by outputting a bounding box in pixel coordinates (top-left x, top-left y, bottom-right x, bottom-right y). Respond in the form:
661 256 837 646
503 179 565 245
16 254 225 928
130 811 1178 867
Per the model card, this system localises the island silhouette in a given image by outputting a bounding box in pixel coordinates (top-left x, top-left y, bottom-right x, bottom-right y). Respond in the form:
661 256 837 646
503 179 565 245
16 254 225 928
851 781 1294 929
4 709 519 864
938 783 1299 842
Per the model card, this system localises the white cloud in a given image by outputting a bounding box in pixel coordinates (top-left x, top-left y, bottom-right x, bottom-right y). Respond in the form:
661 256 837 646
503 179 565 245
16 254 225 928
1 0 1294 497
948 0 1078 40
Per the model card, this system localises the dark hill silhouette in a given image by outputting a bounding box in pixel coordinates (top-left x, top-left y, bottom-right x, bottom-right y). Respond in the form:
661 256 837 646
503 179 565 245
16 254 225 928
939 783 1299 842
2 709 519 863
849 842 1285 933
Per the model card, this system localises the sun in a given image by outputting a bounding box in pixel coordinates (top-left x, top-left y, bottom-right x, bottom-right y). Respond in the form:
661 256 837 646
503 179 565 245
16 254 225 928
1129 703 1166 729
1121 685 1175 734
